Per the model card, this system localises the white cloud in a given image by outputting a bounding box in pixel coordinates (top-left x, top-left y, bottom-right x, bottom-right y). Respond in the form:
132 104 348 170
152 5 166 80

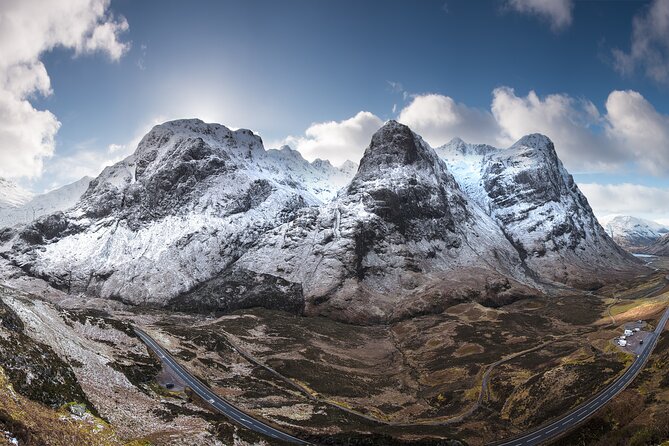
490 87 623 171
506 0 573 31
0 0 129 180
613 0 669 84
579 183 669 222
277 111 383 166
398 94 500 147
278 87 669 181
604 90 669 175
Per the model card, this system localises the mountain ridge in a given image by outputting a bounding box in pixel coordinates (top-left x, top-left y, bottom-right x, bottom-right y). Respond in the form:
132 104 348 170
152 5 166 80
0 119 646 323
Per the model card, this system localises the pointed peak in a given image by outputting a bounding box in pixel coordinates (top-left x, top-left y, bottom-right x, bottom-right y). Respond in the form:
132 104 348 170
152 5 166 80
511 133 553 150
446 136 466 146
311 158 334 170
362 120 425 167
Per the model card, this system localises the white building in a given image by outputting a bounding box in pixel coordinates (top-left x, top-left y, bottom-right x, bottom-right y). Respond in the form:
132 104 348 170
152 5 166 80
618 339 627 347
624 329 633 336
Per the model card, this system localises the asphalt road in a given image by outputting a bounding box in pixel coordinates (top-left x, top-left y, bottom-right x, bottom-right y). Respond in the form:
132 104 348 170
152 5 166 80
493 306 669 446
134 328 310 445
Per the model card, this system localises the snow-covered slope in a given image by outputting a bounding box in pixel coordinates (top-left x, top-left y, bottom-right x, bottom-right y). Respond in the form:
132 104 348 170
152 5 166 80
437 135 641 288
598 215 669 253
0 177 92 228
0 178 32 209
0 119 355 309
262 145 357 202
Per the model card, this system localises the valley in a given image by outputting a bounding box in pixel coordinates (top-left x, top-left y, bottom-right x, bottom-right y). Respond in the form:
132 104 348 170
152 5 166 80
0 257 667 445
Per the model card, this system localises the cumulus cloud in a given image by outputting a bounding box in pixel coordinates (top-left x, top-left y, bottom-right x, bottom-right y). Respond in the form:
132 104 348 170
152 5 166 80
277 111 383 166
0 0 129 180
613 0 669 84
506 0 573 31
604 90 669 175
578 183 669 222
490 87 623 171
279 86 669 181
398 94 500 147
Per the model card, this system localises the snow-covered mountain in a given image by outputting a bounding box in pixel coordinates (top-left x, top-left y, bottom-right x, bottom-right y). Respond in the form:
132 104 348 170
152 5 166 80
0 177 92 228
598 215 669 253
0 119 645 323
0 119 356 309
436 135 640 288
0 178 32 210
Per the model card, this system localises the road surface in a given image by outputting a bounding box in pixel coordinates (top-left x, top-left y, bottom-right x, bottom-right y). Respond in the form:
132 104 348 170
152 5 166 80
134 328 310 445
493 305 669 446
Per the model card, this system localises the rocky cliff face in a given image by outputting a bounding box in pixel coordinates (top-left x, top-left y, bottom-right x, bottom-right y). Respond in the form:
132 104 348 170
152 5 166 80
437 134 642 289
0 119 355 311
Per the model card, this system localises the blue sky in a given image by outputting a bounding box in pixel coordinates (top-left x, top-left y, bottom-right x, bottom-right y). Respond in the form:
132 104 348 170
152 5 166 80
3 0 669 222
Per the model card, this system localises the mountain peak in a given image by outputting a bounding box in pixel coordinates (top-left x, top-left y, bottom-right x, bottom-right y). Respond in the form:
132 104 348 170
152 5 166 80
446 136 466 147
359 120 430 169
511 133 553 150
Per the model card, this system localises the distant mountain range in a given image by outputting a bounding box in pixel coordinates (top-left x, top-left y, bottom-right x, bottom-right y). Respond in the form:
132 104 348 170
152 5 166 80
0 119 646 323
599 215 669 254
0 178 33 210
0 177 91 228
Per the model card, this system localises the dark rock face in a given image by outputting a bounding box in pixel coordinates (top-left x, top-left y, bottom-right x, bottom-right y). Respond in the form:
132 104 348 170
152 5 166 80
350 121 466 246
168 268 305 315
18 212 75 245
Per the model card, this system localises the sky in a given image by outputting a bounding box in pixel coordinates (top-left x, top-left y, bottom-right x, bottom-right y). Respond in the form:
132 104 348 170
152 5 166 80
2 0 669 223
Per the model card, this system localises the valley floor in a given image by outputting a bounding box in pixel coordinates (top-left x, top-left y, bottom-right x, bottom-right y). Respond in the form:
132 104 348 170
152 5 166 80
0 259 668 445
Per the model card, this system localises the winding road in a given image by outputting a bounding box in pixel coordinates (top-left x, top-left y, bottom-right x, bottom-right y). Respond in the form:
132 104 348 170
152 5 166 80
492 305 669 446
134 328 310 445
